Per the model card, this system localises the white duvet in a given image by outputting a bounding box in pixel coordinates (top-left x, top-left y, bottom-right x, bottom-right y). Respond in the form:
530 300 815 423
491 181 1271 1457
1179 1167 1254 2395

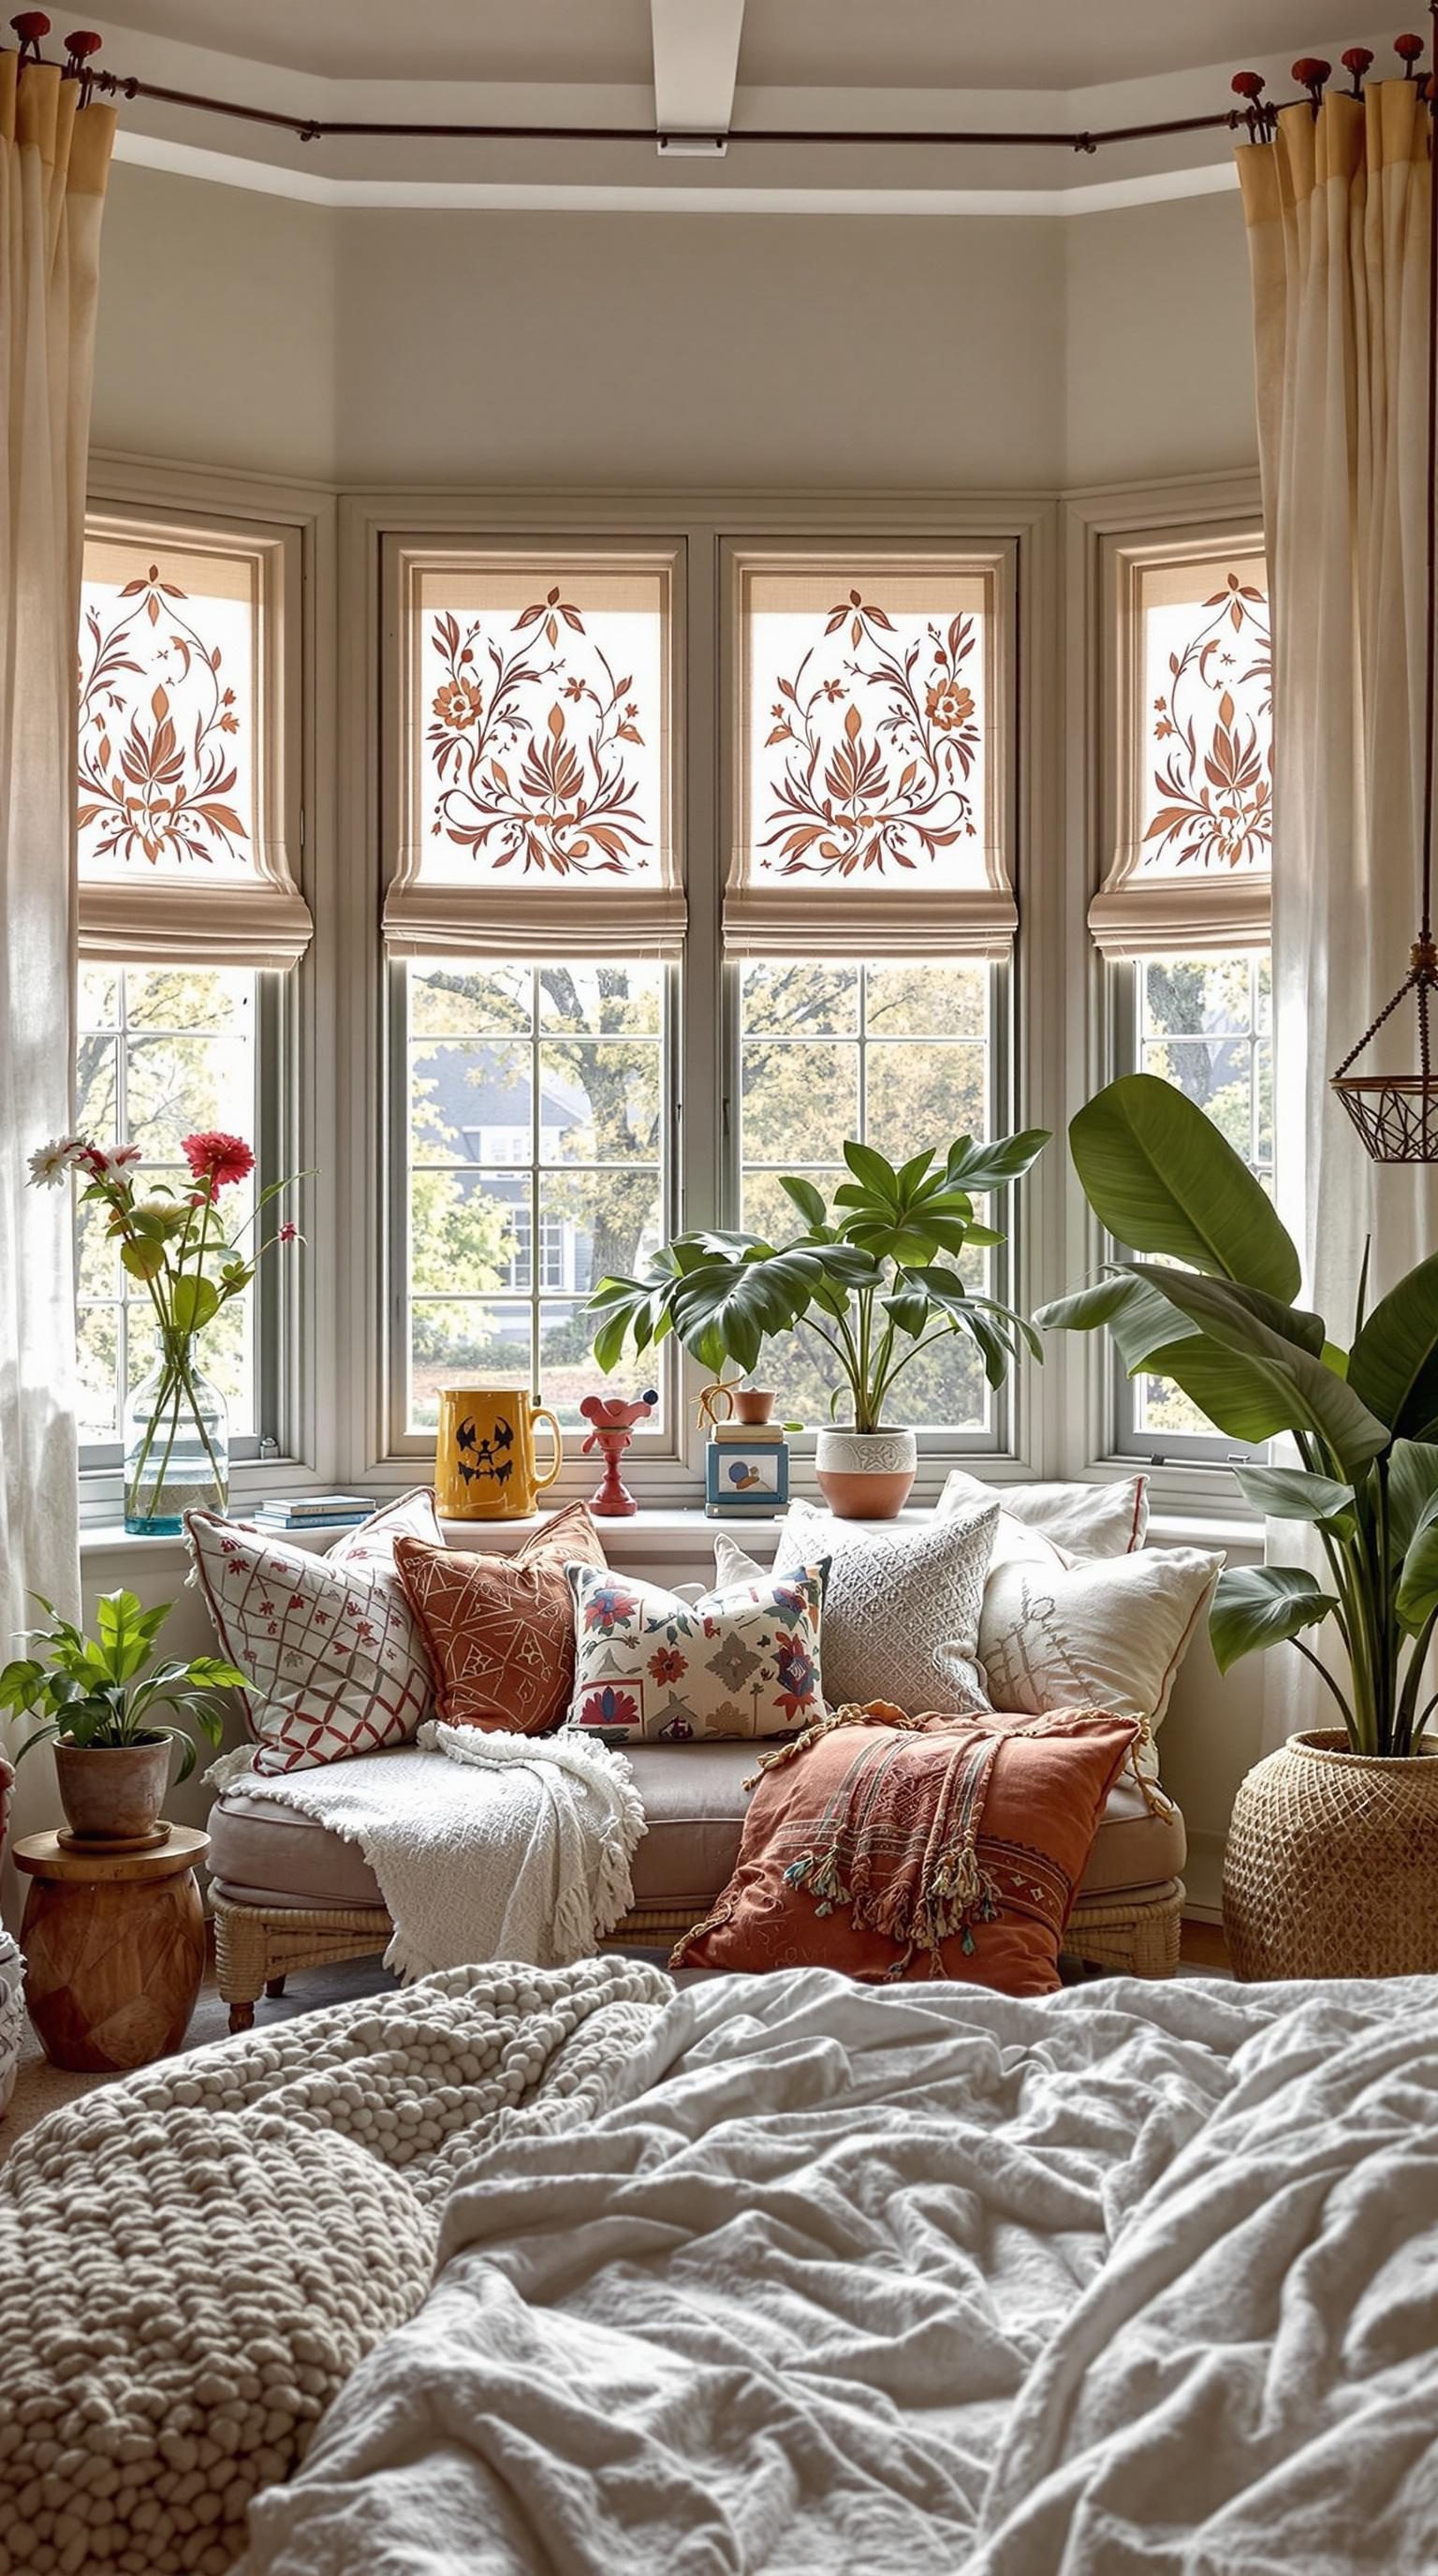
244 1968 1438 2575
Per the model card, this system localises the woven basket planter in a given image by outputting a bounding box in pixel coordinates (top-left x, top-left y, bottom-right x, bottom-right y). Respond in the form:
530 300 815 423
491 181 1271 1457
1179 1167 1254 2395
1224 1729 1438 1981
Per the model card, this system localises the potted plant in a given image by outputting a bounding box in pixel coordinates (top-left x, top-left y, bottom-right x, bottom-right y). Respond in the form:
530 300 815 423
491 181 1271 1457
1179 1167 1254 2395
588 1128 1047 1517
1037 1070 1438 1976
0 1590 246 1843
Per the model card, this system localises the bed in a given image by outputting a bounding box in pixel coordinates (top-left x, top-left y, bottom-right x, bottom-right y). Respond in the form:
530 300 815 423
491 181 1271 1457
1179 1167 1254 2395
241 1964 1438 2574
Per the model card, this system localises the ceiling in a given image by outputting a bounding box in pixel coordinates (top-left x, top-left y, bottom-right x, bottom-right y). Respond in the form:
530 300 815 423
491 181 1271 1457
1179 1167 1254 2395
75 2 1410 215
83 0 1404 95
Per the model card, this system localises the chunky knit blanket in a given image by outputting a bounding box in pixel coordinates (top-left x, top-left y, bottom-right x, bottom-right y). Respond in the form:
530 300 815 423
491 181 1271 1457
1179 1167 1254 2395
219 1719 647 1978
0 1954 675 2576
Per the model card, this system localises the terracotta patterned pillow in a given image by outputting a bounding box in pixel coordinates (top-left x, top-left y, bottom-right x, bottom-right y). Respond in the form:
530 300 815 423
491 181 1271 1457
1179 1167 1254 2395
394 1502 609 1737
673 1707 1139 1998
186 1489 443 1775
566 1560 828 1746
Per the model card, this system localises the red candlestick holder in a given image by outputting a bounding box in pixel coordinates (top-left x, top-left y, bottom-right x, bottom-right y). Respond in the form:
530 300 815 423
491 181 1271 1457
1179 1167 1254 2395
579 1389 659 1517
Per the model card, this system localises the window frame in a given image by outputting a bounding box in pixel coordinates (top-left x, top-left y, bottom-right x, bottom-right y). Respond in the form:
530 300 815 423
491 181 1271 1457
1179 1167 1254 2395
1063 478 1271 1504
76 460 335 1526
344 490 1055 1508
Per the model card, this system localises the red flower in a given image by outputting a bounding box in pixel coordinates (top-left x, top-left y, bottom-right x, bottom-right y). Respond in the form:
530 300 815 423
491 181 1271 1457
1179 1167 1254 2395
278 1221 298 1243
648 1647 686 1684
181 1130 255 1188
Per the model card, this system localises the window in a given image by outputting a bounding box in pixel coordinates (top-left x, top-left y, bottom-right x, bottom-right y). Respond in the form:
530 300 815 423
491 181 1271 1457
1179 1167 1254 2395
75 506 309 1472
401 958 670 1437
1093 522 1273 1456
738 960 998 1430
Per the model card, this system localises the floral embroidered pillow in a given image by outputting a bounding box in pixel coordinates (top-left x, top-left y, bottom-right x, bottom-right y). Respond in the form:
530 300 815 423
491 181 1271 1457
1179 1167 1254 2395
565 1561 828 1746
186 1488 442 1775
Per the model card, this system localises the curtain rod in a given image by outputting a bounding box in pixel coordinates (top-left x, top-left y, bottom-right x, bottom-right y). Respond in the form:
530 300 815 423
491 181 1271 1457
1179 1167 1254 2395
7 16 1428 157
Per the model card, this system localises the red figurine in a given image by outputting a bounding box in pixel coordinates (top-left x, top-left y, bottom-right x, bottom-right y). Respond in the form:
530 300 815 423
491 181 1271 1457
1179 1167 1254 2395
579 1389 659 1517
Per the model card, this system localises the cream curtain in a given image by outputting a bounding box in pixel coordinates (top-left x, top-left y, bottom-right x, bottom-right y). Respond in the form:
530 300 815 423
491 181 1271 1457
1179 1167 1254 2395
1239 81 1435 1746
0 56 114 1895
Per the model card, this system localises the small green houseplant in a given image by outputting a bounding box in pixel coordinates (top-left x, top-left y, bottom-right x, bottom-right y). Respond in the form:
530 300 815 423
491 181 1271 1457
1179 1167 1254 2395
1037 1072 1438 1758
0 1590 245 1842
588 1128 1047 1515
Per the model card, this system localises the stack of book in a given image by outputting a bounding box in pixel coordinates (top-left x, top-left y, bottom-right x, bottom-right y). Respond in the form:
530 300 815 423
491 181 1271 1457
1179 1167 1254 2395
252 1494 377 1531
705 1419 790 1516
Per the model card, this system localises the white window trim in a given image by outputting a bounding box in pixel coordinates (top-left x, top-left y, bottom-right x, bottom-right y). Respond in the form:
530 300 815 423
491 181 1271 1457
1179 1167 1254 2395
1061 471 1269 1516
79 454 338 1528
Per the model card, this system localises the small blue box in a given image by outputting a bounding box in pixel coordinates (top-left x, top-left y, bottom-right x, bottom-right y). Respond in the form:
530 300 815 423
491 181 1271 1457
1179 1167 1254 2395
705 1436 789 1515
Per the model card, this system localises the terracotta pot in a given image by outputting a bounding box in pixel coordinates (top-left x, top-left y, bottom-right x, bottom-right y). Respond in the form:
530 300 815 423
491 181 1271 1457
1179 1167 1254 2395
733 1388 776 1426
53 1738 172 1843
1223 1728 1438 1980
814 1426 917 1521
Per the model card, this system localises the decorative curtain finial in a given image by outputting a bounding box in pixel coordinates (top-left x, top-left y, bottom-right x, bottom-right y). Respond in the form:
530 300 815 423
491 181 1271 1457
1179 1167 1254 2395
1342 46 1374 95
1395 32 1427 76
1293 57 1333 114
62 28 100 102
10 11 50 62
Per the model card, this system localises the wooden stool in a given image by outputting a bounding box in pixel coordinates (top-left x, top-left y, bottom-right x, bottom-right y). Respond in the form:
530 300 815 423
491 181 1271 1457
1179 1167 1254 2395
14 1826 211 2073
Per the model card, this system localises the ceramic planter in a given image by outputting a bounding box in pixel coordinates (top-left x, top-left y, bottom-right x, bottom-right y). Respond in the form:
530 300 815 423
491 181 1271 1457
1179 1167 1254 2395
814 1426 917 1520
53 1738 172 1843
1223 1728 1438 1979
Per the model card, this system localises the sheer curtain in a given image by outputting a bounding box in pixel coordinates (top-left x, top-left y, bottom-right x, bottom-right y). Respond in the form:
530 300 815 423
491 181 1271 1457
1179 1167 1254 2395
1238 80 1436 1748
0 53 113 1895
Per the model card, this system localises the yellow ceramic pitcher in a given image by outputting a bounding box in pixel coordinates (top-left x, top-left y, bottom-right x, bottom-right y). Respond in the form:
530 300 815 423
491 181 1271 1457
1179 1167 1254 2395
434 1386 564 1521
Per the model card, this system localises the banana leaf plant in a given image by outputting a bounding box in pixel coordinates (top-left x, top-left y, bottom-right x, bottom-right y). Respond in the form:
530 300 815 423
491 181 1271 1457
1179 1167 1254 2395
1036 1072 1438 1758
587 1130 1049 1434
0 1589 246 1781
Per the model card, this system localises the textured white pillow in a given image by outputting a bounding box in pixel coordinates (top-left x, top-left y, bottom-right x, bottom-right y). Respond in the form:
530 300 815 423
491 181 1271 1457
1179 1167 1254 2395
977 1518 1222 1756
187 1487 441 1775
936 1468 1149 1562
717 1496 997 1717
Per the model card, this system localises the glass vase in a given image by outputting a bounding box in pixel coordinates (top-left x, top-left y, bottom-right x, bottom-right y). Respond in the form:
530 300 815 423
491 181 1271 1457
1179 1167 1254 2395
123 1335 229 1533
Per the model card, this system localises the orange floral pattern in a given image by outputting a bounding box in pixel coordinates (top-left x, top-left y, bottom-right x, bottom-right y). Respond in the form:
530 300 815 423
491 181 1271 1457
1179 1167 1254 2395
760 591 984 880
1145 572 1271 872
78 563 250 870
426 587 651 879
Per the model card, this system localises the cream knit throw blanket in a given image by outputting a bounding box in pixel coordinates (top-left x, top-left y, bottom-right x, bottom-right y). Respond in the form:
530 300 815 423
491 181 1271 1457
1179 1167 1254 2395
215 1723 646 1979
0 1957 675 2576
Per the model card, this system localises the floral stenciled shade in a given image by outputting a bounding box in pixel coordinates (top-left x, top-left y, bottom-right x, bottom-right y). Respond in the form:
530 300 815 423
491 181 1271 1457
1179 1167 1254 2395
384 549 684 957
725 552 1015 959
1090 541 1272 957
76 525 311 970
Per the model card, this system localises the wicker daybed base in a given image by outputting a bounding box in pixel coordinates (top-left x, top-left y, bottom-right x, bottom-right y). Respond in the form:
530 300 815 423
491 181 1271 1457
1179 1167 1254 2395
213 1879 1186 2031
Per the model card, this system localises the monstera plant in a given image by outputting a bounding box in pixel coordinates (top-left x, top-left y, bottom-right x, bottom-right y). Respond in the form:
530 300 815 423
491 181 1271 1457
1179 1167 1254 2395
588 1130 1048 1517
1038 1073 1438 1760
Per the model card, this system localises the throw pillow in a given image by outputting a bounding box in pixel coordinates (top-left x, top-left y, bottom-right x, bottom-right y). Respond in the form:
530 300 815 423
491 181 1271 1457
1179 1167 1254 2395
566 1560 828 1745
936 1467 1149 1561
718 1496 998 1716
395 1501 609 1737
187 1488 442 1775
977 1521 1223 1753
674 1706 1140 1997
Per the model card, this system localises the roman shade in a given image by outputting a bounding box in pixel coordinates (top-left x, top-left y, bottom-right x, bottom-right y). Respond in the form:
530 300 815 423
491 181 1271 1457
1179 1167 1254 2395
723 547 1018 960
382 544 685 959
77 519 313 971
1089 534 1271 959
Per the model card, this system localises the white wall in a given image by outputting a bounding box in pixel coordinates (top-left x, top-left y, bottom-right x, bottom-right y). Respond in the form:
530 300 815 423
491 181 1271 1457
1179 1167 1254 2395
95 166 1259 492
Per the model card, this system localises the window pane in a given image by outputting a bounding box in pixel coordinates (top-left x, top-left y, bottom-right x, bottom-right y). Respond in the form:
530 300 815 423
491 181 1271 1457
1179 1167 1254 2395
74 965 261 1449
403 960 669 1434
1133 948 1271 1442
1138 556 1270 879
737 961 998 1437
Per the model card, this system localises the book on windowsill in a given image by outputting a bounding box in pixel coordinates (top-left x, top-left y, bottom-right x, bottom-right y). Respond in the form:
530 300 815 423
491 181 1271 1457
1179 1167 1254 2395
710 1422 786 1444
256 1494 377 1523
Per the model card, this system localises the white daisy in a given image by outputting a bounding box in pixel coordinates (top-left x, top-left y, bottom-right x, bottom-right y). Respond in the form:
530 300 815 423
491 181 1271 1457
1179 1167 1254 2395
27 1137 81 1188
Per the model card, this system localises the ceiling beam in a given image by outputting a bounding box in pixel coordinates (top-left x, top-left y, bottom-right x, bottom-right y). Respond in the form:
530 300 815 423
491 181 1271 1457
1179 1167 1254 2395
651 0 746 138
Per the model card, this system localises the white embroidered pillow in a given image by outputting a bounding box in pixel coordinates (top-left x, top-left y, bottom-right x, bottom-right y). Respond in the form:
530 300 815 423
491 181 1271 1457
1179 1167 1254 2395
566 1562 827 1745
187 1489 441 1775
936 1468 1149 1562
977 1522 1222 1762
720 1497 998 1717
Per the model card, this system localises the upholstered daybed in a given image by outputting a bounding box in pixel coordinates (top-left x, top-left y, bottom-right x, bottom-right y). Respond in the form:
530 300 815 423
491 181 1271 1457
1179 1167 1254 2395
209 1739 1185 2027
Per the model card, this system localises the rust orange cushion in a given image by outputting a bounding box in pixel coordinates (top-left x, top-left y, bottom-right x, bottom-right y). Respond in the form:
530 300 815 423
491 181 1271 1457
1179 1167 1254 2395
394 1501 608 1737
673 1709 1138 1998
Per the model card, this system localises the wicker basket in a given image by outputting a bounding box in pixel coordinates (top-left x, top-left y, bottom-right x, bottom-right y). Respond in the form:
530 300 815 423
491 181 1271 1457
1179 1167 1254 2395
1224 1729 1438 1981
